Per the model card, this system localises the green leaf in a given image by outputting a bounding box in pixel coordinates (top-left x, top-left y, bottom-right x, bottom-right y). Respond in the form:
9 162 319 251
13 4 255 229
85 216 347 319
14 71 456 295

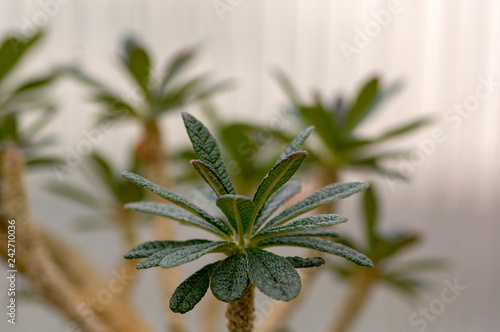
12 72 59 96
158 47 196 96
344 78 378 131
121 38 151 94
124 201 226 237
245 248 301 301
253 180 301 232
281 229 340 239
124 239 212 259
257 236 373 268
191 160 230 196
299 105 339 154
192 79 234 102
253 180 301 231
266 182 369 228
363 184 378 250
276 126 314 163
254 214 347 240
285 256 325 269
354 80 403 126
372 117 431 143
253 152 306 218
137 241 231 269
121 171 232 235
0 31 43 83
216 195 256 234
182 112 235 194
210 254 249 302
170 261 221 314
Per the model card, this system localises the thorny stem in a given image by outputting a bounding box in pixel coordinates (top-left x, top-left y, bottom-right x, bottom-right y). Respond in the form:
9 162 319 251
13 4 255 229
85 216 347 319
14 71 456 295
226 284 255 332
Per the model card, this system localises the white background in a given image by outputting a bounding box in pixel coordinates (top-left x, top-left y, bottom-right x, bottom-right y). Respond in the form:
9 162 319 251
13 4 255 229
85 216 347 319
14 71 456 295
1 1 499 331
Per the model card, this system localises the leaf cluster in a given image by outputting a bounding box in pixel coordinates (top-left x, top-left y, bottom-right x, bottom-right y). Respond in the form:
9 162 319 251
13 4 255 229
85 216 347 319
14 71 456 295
123 112 373 313
0 30 61 167
65 37 232 124
274 70 431 178
331 184 445 298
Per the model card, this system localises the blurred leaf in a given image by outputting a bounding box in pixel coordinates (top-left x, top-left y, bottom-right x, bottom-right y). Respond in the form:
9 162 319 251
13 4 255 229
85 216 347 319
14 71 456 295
272 68 301 105
0 30 43 83
122 38 151 95
46 182 108 211
343 77 379 132
158 47 196 97
299 105 339 154
363 184 378 251
373 117 432 143
354 80 403 127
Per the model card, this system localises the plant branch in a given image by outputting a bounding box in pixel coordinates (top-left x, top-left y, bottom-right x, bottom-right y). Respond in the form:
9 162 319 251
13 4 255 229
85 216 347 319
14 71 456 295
226 284 255 332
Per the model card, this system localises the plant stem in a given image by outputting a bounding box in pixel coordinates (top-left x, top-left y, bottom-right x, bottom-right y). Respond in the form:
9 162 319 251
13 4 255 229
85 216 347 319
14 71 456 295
226 284 255 332
329 267 378 332
138 120 187 332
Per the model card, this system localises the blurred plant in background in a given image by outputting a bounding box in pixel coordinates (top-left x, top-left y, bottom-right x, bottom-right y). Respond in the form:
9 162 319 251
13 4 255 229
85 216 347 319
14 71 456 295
63 36 232 332
0 28 443 332
255 71 437 332
0 30 61 168
0 30 152 332
328 184 444 332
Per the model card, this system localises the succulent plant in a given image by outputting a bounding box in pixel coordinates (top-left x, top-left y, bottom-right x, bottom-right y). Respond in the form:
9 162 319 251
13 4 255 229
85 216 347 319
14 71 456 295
122 112 373 315
0 30 61 167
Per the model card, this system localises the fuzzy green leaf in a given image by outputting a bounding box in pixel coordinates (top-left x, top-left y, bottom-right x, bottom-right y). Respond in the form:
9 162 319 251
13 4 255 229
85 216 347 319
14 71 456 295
245 248 301 301
191 160 230 196
137 241 231 269
182 112 235 194
216 195 256 234
254 214 347 239
276 126 314 163
281 228 340 238
210 254 249 302
121 171 231 235
266 182 369 228
124 239 211 259
253 152 307 216
124 201 225 236
253 181 301 232
257 236 373 268
285 256 325 269
170 261 221 314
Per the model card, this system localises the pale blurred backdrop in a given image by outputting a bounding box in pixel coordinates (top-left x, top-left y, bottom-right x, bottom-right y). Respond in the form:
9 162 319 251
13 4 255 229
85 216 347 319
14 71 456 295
1 1 499 331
